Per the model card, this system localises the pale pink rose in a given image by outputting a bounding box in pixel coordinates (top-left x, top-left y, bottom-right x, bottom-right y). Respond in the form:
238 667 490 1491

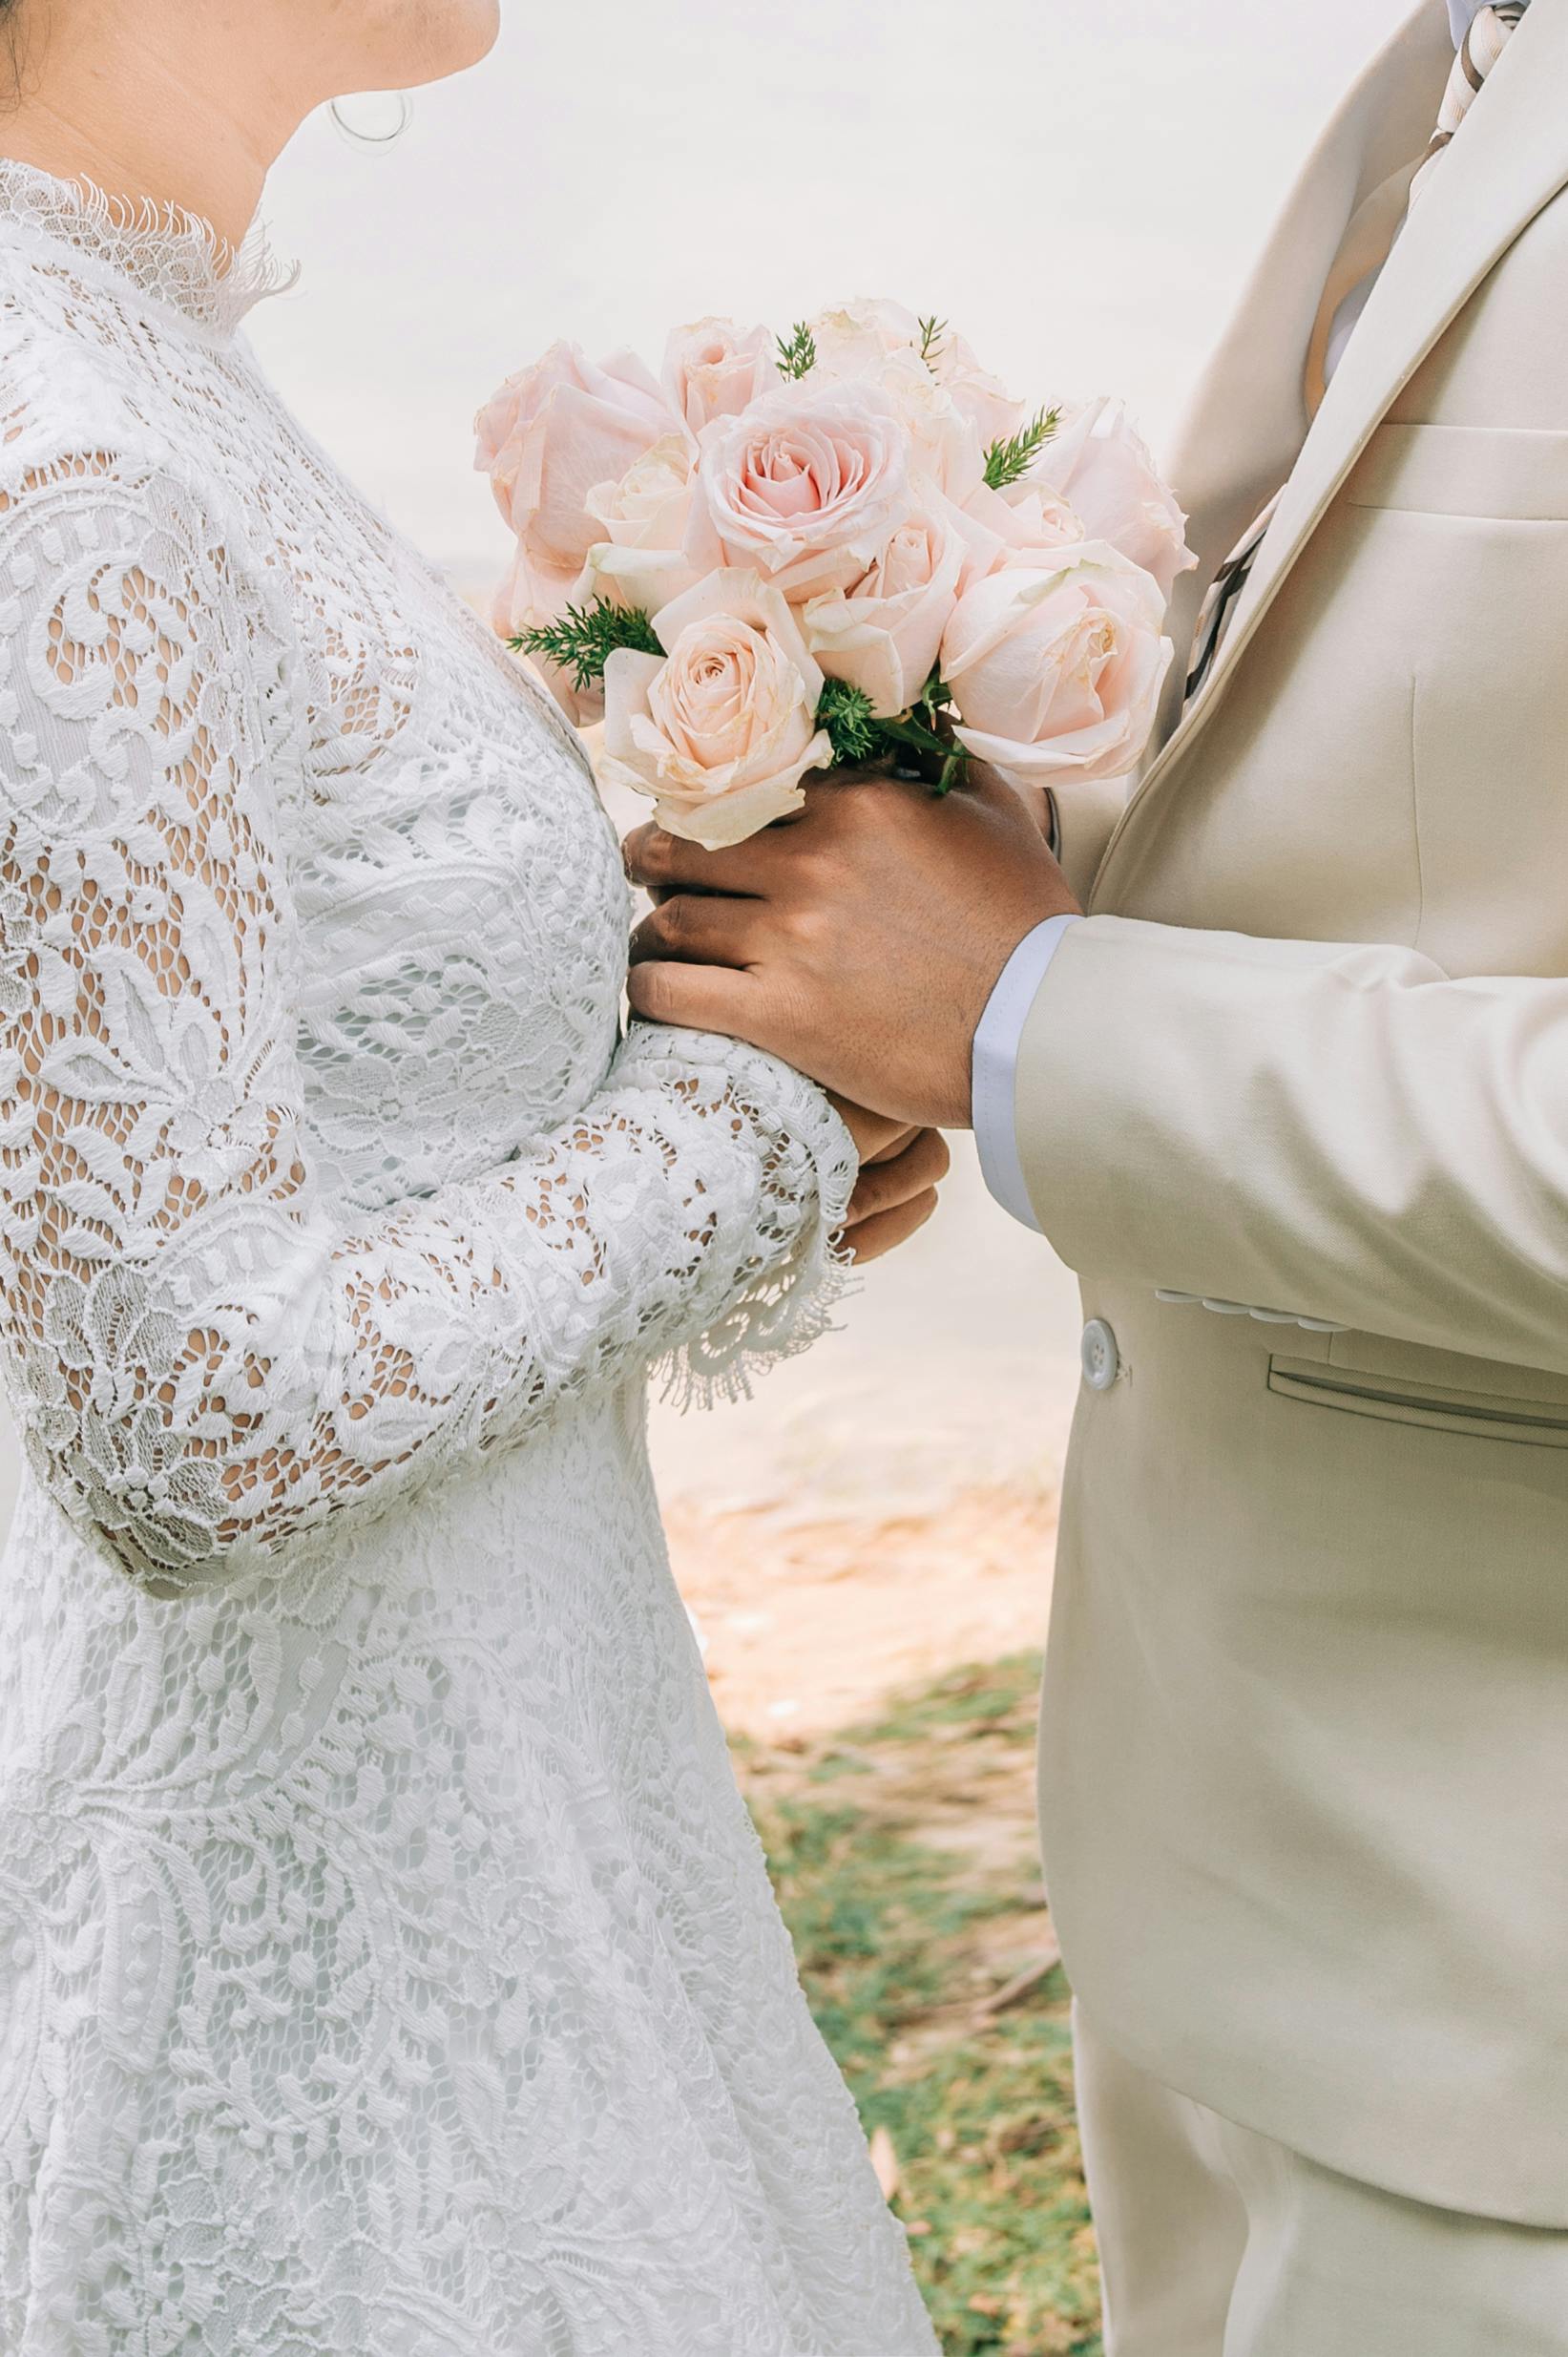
803 499 969 720
491 543 600 726
581 434 703 616
474 341 682 579
806 316 983 503
663 317 780 435
599 570 834 847
805 298 925 378
692 383 916 601
964 477 1087 558
942 543 1173 787
806 308 1014 496
529 650 601 729
948 496 1012 588
860 348 986 504
1032 400 1195 601
491 538 580 640
927 329 1028 451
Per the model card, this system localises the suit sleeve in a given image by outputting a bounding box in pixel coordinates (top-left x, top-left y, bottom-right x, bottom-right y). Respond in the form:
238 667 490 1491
1046 777 1130 910
1015 913 1568 1375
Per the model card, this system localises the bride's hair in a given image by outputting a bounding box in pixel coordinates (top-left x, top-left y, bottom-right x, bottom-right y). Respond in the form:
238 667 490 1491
0 0 36 110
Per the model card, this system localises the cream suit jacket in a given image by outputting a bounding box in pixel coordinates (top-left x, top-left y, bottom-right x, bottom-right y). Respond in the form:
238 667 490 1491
1022 0 1568 2224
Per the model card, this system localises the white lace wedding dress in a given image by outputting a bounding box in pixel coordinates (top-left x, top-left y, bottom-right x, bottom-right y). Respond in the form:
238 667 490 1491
0 162 938 2357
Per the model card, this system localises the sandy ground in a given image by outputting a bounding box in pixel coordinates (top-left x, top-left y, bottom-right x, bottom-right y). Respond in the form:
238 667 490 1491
638 1122 1082 1738
669 1482 1060 1740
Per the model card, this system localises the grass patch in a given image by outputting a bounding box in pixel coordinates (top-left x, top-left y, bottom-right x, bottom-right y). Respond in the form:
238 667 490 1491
735 1654 1102 2356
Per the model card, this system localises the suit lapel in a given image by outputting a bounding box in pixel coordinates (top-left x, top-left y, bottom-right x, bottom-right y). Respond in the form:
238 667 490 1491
1151 1 1454 756
1097 0 1568 908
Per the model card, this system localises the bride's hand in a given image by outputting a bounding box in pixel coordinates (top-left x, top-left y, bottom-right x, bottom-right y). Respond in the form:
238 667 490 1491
830 1097 950 1264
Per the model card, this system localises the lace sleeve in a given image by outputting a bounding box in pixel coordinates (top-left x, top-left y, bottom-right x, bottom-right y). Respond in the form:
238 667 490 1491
0 452 855 1591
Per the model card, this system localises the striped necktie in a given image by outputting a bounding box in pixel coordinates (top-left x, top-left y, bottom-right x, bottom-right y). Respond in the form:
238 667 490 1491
1182 1 1527 709
1411 1 1526 201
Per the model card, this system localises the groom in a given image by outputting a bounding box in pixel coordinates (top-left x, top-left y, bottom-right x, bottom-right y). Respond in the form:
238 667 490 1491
624 0 1568 2346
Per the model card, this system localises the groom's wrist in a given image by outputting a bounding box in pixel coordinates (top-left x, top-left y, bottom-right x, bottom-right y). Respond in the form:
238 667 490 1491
972 914 1083 1233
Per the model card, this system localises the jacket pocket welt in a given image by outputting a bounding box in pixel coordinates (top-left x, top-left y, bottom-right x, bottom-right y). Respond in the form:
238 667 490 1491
1346 421 1568 522
1267 1357 1568 1448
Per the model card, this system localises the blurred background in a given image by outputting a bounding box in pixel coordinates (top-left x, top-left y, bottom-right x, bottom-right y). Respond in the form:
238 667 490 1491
0 3 1419 2344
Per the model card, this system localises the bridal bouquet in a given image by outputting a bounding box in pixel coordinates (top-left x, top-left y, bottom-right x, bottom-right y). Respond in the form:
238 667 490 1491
476 301 1194 847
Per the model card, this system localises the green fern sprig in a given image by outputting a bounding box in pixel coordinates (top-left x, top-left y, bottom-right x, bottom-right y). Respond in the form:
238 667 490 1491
816 665 970 794
816 679 882 768
776 322 818 381
511 599 661 692
982 405 1063 493
917 314 949 370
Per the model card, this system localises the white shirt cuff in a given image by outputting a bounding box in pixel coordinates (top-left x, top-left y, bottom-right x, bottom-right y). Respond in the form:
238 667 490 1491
972 915 1082 1232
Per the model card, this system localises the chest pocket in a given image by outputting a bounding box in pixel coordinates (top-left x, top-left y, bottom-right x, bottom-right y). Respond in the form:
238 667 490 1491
1346 419 1568 521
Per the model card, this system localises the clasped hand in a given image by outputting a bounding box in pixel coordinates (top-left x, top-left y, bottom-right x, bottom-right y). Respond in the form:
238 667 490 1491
623 764 1080 1256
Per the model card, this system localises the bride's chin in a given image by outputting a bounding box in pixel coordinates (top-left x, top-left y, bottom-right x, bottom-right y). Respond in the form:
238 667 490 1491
461 0 504 67
447 0 504 72
397 0 503 82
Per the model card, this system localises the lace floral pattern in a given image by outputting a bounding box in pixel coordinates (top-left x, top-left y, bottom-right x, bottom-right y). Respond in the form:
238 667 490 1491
0 157 298 331
0 167 937 2355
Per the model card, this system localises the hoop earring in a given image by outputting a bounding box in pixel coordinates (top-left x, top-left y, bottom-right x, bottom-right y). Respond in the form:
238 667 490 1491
329 93 414 148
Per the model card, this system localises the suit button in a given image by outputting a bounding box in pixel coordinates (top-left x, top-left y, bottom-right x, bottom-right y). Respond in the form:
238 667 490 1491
1080 1318 1120 1392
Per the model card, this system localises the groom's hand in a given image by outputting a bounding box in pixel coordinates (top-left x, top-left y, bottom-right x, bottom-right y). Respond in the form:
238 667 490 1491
624 766 1079 1129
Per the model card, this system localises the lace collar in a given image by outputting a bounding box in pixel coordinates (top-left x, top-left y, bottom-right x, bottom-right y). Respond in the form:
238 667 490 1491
0 156 298 334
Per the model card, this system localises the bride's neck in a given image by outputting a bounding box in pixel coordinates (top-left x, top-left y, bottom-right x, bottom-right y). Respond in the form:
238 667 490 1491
0 16 300 250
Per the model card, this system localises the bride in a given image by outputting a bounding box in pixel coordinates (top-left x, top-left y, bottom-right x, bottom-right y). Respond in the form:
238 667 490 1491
0 2 949 2349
